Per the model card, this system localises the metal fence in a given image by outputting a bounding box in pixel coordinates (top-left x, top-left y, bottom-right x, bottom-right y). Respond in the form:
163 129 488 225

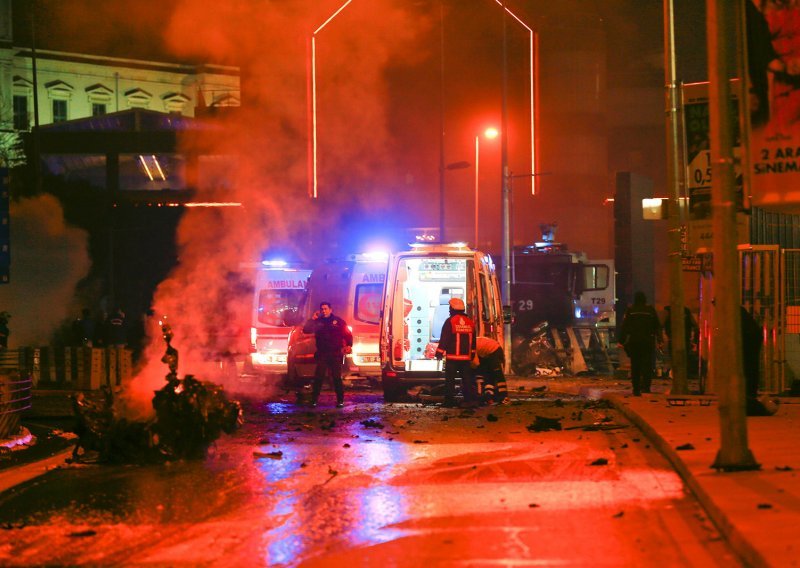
733 245 800 395
0 347 134 439
0 349 32 439
25 347 133 389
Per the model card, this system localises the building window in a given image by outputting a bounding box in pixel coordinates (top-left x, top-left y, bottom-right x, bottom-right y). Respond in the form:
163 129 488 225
13 96 28 130
92 103 107 116
52 99 68 123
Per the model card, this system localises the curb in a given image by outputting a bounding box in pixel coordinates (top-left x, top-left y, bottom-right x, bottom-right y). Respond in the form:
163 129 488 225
605 394 769 568
0 448 73 493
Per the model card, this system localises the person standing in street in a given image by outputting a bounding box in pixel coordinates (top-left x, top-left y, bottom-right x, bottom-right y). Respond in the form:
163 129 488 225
435 298 478 407
472 335 510 405
741 306 773 416
106 308 128 348
0 311 10 350
663 305 700 378
303 301 353 408
618 291 662 396
73 308 96 347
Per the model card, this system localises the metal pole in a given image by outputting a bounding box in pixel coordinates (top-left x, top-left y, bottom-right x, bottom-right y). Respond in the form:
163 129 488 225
501 2 512 370
474 135 479 248
308 0 354 200
707 0 759 471
439 0 446 242
30 3 41 195
306 35 314 199
665 0 689 395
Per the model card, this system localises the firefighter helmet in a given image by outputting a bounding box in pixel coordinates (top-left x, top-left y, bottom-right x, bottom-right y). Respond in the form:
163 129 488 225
449 298 465 311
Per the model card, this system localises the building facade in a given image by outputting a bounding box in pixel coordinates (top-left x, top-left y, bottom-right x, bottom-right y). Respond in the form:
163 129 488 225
0 0 240 166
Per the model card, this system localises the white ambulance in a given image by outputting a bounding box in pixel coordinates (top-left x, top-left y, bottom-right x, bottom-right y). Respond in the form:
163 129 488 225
287 252 388 384
247 261 311 374
379 243 505 401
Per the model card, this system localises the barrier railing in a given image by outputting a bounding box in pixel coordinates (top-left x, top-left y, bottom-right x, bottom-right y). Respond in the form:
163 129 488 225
0 350 33 439
24 347 133 390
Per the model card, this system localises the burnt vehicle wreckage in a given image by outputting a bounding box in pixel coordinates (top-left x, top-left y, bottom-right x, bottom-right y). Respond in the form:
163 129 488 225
72 323 243 463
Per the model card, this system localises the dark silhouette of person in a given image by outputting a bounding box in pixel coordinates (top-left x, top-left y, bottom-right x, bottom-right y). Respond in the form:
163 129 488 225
302 301 353 408
664 305 700 377
0 311 10 349
618 292 662 396
106 308 128 348
73 308 96 347
741 306 770 416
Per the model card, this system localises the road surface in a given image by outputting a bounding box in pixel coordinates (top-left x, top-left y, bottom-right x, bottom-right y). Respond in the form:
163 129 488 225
0 387 740 566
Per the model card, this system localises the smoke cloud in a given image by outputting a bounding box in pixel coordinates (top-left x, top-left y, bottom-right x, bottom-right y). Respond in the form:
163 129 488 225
0 194 90 346
115 0 433 417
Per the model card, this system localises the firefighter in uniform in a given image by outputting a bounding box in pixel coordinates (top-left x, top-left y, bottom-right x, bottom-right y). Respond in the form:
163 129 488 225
435 298 478 407
303 301 353 408
473 336 510 405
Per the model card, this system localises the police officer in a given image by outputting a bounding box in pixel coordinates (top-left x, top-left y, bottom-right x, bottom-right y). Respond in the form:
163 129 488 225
303 301 353 408
618 291 662 396
435 298 478 407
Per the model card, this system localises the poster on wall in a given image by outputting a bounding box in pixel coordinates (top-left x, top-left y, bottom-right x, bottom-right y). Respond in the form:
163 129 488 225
747 0 800 211
681 83 750 253
683 84 744 221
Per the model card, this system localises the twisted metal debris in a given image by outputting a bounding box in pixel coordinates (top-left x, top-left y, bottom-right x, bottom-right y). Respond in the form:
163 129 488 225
72 323 242 463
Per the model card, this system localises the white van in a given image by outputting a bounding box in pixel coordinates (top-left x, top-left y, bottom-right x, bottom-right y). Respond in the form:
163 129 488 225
379 243 504 401
287 253 388 384
247 261 311 374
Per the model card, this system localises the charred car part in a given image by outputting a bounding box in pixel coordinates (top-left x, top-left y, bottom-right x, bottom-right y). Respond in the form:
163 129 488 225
71 323 243 463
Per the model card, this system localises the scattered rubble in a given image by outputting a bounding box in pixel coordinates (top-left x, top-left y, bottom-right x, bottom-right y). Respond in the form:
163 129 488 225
527 416 563 432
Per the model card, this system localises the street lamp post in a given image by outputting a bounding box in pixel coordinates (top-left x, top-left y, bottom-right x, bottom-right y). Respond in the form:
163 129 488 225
474 127 499 248
307 0 354 199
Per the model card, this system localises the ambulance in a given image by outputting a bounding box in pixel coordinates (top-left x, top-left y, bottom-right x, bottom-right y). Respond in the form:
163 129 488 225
286 252 388 384
379 243 505 401
247 260 311 374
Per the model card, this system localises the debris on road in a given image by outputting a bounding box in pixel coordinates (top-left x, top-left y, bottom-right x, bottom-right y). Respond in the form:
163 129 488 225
71 323 242 464
527 416 563 432
253 450 283 459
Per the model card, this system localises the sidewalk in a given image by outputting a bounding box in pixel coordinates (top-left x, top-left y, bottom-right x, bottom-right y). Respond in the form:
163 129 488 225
527 375 800 568
2 379 799 566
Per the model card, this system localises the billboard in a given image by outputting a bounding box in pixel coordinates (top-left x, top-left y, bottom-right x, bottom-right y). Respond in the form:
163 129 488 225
747 0 800 212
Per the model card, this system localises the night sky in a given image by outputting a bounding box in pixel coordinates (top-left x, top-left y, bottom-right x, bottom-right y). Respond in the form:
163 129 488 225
14 0 705 255
3 0 723 372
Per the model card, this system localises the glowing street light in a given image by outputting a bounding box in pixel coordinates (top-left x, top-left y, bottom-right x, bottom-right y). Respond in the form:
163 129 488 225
493 0 536 195
474 127 499 247
307 0 354 199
